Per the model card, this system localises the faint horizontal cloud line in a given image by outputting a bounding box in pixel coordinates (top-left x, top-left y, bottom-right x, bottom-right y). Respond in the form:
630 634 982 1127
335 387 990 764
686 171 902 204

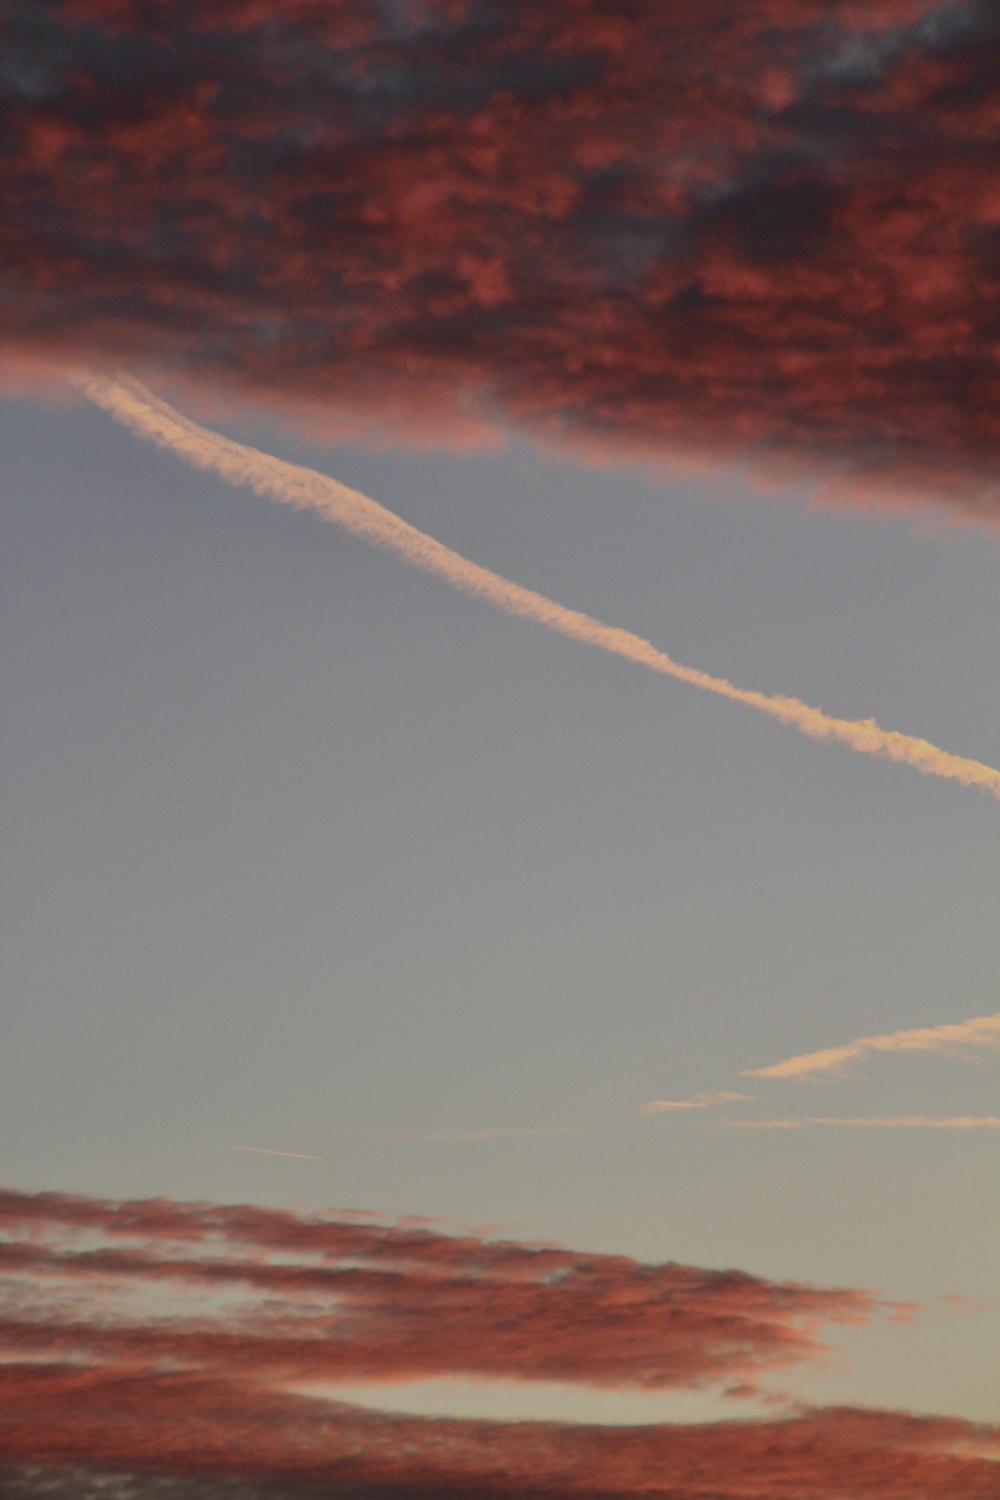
219 1144 326 1160
70 371 1000 803
722 1116 1000 1131
743 1012 1000 1081
356 1126 584 1142
640 1091 757 1114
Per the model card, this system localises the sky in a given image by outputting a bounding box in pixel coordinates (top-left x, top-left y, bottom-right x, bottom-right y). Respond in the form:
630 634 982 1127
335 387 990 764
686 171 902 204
1 3 999 1498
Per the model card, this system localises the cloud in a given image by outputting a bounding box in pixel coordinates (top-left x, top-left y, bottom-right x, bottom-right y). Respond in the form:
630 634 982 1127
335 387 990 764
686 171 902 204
219 1145 326 1160
0 1187 883 1393
71 372 1000 803
4 1 1000 519
361 1126 583 1141
2 1186 997 1500
725 1115 1000 1130
640 1091 758 1113
744 1011 1000 1081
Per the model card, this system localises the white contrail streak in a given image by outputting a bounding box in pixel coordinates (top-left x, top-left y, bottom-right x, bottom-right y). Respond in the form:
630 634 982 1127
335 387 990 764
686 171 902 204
723 1116 1000 1130
743 1012 1000 1081
70 370 1000 801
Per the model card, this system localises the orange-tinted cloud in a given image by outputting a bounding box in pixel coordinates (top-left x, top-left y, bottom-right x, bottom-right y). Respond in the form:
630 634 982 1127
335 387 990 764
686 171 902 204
3 1 1000 518
2 1367 1000 1500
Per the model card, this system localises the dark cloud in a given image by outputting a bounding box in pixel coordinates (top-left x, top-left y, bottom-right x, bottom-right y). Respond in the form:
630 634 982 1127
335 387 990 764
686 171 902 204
2 0 999 517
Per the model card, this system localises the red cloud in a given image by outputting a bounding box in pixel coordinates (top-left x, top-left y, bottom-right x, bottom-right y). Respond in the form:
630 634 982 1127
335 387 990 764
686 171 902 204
2 1188 998 1500
2 1 998 518
0 1188 881 1390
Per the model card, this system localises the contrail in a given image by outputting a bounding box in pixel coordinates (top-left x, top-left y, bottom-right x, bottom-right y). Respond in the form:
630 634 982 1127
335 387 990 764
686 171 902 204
70 371 1000 801
743 1011 1000 1081
640 1091 757 1113
220 1144 326 1160
723 1115 1000 1130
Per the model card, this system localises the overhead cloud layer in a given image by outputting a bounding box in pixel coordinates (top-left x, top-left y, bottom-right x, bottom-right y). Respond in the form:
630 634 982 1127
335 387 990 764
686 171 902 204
4 0 1000 517
4 1187 1000 1500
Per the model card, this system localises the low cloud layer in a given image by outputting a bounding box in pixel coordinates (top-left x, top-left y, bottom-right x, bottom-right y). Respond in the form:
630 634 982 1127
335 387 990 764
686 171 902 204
3 1187 1000 1500
4 1 1000 517
0 1187 883 1392
726 1114 1000 1130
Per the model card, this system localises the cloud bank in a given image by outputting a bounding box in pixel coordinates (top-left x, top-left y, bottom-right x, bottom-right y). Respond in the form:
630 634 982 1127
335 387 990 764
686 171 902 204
4 1381 1000 1500
72 373 1000 801
4 0 1000 518
0 1187 882 1392
744 1011 1000 1081
4 1186 1000 1500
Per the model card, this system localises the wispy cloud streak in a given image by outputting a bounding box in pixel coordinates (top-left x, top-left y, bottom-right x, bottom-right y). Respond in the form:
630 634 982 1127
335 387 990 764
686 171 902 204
5 1187 994 1500
4 1377 1000 1500
641 1091 757 1113
726 1116 1000 1131
362 1126 583 1141
71 373 1000 802
744 1013 1000 1081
